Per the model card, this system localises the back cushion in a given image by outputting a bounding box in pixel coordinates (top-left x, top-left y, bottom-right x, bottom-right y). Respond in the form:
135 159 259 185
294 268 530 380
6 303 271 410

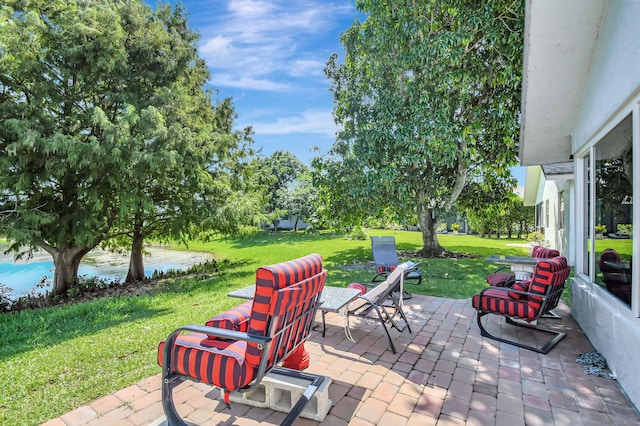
245 253 324 367
528 256 569 309
531 245 561 259
599 249 621 273
509 280 531 299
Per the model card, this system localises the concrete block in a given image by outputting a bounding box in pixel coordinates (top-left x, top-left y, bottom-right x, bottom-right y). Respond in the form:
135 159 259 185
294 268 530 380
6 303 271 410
229 381 269 408
267 371 332 422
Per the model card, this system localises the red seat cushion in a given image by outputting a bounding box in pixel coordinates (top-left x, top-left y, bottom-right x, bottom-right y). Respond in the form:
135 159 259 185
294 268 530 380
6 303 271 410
472 288 538 320
157 333 250 390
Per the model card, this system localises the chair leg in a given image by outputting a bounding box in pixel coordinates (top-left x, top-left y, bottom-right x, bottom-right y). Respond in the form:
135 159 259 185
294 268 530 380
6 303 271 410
387 293 412 334
476 312 566 354
369 304 397 354
542 310 561 319
161 331 192 425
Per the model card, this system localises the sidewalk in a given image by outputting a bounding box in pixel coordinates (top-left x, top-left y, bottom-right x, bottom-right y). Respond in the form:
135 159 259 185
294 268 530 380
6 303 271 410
43 295 640 425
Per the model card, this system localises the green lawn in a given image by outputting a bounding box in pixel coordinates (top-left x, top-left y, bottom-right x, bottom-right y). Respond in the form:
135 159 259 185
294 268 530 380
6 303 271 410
0 231 530 425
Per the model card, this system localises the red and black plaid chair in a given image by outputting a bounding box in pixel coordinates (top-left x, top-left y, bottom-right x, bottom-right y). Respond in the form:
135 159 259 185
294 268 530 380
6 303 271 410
157 254 327 426
486 245 560 287
473 256 571 353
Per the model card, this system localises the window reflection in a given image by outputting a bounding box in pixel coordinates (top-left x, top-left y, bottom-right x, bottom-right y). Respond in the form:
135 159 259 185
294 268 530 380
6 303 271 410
594 115 633 307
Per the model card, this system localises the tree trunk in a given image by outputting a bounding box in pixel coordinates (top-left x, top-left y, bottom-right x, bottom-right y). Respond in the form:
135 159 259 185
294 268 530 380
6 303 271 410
126 228 146 283
293 216 299 232
417 205 444 257
49 246 91 295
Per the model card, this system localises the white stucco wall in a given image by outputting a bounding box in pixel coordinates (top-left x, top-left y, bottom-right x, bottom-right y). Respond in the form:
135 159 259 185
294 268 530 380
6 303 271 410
573 1 640 152
569 0 640 409
528 172 573 262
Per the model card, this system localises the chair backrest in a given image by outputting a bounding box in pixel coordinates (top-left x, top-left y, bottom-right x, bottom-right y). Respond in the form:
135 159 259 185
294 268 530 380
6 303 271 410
371 236 400 269
348 262 408 312
528 256 570 313
599 248 621 273
246 253 327 369
531 245 560 259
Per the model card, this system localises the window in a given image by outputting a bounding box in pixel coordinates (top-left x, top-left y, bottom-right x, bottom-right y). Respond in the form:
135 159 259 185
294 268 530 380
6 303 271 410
545 200 550 228
535 202 543 232
558 191 565 230
590 115 634 307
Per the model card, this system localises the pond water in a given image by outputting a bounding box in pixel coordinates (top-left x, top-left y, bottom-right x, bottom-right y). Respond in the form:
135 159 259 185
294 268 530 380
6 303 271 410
0 246 212 299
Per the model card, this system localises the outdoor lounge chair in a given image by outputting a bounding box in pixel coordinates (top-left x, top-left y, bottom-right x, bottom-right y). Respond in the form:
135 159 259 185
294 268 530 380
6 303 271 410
472 256 571 354
486 245 560 287
157 254 327 426
370 236 422 286
344 261 418 354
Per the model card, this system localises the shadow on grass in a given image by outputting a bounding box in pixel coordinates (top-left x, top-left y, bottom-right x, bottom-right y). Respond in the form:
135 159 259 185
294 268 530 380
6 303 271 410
0 296 169 360
219 231 338 249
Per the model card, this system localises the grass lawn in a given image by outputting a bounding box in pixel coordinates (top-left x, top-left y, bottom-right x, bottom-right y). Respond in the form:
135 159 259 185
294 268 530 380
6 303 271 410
0 230 531 425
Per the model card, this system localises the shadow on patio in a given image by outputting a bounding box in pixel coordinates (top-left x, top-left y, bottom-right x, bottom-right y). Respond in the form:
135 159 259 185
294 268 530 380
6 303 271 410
46 295 640 426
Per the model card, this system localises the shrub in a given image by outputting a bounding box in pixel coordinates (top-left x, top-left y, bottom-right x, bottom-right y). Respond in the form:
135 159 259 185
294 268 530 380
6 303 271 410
617 224 633 236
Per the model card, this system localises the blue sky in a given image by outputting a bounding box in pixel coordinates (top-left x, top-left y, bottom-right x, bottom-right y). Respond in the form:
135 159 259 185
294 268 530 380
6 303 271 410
162 0 526 187
170 0 357 164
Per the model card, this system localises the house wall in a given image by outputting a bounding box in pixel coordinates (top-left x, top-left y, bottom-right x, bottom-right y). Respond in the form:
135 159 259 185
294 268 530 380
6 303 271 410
529 175 573 261
573 1 640 155
569 1 640 408
536 178 572 258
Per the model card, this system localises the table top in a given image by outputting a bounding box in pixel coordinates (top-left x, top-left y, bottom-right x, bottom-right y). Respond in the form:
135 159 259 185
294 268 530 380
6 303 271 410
485 255 547 266
227 285 361 312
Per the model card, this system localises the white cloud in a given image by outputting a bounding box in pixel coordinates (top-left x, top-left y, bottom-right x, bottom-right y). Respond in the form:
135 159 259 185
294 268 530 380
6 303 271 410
197 0 354 91
214 73 291 91
253 110 337 135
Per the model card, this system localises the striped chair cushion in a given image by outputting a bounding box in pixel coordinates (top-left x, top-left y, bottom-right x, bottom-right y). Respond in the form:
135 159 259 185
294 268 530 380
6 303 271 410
157 334 250 390
508 280 530 299
245 253 324 367
527 256 569 310
205 300 253 334
472 288 539 319
531 245 560 258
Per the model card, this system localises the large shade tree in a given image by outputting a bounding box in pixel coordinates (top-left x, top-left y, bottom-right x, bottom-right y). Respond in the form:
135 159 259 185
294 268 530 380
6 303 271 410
319 0 524 255
254 150 306 232
0 0 248 294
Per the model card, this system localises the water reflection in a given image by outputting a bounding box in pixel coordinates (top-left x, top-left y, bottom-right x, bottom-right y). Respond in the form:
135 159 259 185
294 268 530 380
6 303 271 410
0 247 211 299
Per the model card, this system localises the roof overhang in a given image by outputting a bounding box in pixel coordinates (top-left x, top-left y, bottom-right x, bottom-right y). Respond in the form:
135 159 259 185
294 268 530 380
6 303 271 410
519 0 606 167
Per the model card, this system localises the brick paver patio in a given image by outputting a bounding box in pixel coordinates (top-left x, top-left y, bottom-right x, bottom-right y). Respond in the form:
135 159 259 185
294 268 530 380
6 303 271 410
42 295 640 425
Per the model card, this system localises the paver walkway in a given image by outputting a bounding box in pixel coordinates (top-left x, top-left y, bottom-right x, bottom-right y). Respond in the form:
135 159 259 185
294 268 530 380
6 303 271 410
43 295 640 425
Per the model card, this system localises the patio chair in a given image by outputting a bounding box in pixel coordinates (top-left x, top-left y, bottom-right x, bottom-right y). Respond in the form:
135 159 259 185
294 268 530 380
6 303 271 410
157 254 327 426
599 248 631 304
370 236 422 286
472 256 571 354
344 261 418 353
486 245 560 287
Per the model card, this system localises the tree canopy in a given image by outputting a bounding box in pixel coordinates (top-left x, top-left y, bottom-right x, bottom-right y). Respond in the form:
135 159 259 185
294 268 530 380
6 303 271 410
318 0 524 255
0 0 256 294
254 150 307 231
